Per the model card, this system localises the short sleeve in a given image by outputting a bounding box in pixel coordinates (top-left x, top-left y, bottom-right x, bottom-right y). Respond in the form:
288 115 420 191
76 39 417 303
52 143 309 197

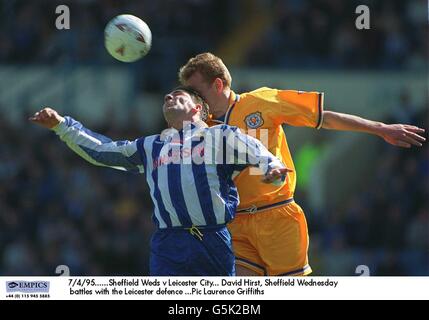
248 88 324 129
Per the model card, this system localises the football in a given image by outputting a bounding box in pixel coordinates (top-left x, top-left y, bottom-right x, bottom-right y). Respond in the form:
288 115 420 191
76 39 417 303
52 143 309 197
104 14 152 62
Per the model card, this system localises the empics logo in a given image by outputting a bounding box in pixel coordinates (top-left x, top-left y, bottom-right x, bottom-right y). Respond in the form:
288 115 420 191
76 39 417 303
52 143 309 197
6 281 50 293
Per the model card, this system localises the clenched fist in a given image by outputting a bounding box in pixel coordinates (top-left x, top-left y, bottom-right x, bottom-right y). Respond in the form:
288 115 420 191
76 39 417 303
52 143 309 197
29 107 64 129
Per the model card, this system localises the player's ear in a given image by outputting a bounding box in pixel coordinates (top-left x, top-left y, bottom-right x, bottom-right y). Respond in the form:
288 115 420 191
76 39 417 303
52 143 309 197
213 78 224 94
192 103 203 119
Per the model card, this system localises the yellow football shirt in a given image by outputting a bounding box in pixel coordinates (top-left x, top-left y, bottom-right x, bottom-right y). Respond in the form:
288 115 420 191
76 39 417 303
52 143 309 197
211 87 324 210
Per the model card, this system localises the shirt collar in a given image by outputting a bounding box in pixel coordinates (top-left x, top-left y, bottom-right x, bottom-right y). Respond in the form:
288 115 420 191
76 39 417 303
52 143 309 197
228 90 238 109
224 90 240 124
191 120 209 130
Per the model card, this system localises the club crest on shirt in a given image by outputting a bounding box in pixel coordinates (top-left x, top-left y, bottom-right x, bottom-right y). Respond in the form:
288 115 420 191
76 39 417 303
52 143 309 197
244 112 264 129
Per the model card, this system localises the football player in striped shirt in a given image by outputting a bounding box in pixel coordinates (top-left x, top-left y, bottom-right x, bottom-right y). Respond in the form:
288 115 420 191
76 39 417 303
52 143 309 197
29 86 290 276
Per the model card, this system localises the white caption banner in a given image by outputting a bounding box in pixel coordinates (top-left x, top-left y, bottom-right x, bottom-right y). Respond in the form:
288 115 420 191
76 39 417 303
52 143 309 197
0 277 428 300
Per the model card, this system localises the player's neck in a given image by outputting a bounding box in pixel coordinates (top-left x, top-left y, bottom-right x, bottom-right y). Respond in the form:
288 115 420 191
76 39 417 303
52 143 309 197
211 90 230 119
169 114 201 130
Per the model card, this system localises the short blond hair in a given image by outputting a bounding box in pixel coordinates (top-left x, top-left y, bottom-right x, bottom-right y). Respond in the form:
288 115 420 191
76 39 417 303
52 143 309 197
179 52 232 88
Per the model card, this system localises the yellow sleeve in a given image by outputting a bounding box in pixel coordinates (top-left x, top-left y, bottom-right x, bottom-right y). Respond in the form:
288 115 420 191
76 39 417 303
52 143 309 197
248 87 324 128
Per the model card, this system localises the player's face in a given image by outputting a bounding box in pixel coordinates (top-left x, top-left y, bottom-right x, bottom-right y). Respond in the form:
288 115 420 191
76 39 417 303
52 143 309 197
162 90 198 122
183 71 218 108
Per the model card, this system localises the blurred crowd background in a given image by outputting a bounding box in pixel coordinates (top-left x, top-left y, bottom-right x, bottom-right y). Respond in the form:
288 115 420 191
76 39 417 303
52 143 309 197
0 0 427 275
1 0 427 90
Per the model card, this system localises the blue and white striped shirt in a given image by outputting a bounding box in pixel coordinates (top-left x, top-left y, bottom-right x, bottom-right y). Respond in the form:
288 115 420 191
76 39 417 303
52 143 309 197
53 117 284 229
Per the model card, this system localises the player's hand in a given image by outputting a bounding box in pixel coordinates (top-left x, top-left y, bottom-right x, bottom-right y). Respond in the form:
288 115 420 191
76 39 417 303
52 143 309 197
29 107 64 129
378 124 426 148
262 167 293 184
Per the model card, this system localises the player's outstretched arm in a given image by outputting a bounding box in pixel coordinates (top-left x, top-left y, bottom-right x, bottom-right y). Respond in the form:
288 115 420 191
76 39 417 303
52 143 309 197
29 107 144 173
321 111 426 148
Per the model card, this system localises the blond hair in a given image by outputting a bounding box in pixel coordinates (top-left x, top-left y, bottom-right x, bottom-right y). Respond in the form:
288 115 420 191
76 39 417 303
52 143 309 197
179 52 232 88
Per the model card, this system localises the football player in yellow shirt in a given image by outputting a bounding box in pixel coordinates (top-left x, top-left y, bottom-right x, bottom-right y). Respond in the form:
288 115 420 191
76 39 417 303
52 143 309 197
178 52 426 276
